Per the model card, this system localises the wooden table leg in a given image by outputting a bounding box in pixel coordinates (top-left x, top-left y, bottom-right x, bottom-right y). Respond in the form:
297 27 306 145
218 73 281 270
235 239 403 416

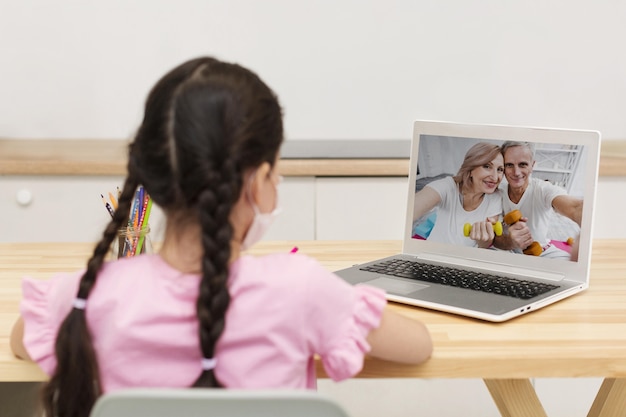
587 378 626 417
484 379 548 417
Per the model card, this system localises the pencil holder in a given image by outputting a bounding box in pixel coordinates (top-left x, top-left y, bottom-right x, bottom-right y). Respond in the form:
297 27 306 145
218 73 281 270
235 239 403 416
111 226 152 259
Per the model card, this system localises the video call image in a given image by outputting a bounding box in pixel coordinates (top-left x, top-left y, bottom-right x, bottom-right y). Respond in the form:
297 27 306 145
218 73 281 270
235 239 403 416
411 135 586 261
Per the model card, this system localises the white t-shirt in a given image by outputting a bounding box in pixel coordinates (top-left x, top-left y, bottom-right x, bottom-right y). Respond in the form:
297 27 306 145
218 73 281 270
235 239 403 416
500 177 566 247
426 176 503 247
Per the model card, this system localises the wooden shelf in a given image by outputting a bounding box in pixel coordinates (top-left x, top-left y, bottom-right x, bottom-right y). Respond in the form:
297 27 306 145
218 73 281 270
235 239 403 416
1 139 625 177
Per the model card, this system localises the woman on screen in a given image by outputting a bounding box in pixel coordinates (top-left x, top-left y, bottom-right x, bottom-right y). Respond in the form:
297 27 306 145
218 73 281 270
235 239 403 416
412 142 504 248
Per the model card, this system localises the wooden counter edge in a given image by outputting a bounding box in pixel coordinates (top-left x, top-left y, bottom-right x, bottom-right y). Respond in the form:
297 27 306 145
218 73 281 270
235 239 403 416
1 139 625 177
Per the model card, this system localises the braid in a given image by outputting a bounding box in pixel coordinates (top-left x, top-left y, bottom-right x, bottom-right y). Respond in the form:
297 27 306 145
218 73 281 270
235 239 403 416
193 160 239 387
41 176 139 417
80 178 139 297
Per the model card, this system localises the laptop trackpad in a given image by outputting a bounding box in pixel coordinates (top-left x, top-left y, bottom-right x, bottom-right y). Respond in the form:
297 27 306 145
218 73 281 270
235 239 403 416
365 277 428 295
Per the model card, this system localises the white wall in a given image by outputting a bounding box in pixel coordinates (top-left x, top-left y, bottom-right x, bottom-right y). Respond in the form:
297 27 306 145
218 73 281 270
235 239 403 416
1 0 625 141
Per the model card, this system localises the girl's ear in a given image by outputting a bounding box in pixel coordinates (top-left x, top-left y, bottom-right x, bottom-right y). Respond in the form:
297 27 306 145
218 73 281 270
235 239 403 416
248 162 272 206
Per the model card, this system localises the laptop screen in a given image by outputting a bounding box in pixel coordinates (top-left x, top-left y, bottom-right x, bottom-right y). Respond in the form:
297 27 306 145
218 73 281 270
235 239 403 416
404 121 600 280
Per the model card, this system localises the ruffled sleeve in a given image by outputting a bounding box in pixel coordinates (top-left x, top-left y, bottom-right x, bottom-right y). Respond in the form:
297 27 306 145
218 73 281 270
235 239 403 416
302 262 386 381
320 285 386 381
20 272 82 375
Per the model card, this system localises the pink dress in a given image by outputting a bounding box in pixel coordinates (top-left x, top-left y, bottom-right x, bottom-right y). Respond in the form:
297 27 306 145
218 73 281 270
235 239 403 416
20 253 386 392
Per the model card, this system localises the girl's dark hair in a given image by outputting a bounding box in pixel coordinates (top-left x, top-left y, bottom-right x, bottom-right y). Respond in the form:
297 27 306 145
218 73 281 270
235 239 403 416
42 57 284 417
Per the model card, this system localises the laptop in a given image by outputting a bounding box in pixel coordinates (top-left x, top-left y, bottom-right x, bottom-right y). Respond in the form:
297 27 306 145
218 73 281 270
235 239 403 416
335 120 601 322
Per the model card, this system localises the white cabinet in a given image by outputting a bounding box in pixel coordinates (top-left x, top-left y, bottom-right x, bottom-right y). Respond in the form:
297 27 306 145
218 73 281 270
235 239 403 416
263 176 316 241
1 176 128 243
0 176 313 244
315 177 408 240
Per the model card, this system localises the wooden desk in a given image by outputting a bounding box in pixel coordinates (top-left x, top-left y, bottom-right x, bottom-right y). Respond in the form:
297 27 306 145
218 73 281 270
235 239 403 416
2 240 626 416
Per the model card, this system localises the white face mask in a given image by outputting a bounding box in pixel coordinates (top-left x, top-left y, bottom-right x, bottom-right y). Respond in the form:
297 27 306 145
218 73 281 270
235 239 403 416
241 172 282 250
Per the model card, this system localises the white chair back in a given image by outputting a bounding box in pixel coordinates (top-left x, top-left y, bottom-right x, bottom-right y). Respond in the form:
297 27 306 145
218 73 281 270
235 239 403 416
89 388 351 417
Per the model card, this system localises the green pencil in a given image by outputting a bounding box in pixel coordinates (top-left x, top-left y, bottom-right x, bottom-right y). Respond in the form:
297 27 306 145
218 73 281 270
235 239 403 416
135 198 153 255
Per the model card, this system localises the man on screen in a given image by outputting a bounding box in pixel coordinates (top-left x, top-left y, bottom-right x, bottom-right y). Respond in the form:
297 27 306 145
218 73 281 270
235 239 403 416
494 141 583 259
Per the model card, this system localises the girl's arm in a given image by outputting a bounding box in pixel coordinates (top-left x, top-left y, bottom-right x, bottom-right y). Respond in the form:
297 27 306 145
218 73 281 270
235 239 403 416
10 316 31 360
366 307 433 365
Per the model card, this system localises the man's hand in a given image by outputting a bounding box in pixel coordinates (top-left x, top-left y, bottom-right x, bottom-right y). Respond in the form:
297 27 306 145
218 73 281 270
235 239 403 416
493 216 534 251
507 217 534 250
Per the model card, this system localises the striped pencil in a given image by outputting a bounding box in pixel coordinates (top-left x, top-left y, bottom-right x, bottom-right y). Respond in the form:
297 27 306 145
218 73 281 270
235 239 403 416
135 196 153 255
132 193 150 255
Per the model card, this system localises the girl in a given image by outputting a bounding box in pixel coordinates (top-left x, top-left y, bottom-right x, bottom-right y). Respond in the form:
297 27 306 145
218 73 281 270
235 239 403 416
11 57 432 417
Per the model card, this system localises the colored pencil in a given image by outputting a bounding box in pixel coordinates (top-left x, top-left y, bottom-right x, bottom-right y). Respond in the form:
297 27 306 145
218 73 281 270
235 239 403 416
135 196 153 255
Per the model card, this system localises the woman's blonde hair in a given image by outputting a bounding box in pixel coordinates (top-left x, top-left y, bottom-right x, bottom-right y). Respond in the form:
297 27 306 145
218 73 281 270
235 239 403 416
452 142 502 192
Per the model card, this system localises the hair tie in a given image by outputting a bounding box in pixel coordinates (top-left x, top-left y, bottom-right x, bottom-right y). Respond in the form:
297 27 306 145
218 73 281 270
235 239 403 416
201 357 217 371
73 298 87 310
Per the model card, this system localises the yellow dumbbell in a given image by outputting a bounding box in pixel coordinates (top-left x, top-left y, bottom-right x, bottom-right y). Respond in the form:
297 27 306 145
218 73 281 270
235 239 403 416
463 221 503 237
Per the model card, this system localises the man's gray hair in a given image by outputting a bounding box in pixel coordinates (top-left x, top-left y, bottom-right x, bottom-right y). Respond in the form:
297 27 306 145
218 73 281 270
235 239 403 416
501 141 535 159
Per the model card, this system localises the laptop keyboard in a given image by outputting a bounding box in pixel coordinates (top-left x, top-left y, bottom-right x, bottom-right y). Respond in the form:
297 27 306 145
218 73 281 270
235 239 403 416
360 259 560 300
